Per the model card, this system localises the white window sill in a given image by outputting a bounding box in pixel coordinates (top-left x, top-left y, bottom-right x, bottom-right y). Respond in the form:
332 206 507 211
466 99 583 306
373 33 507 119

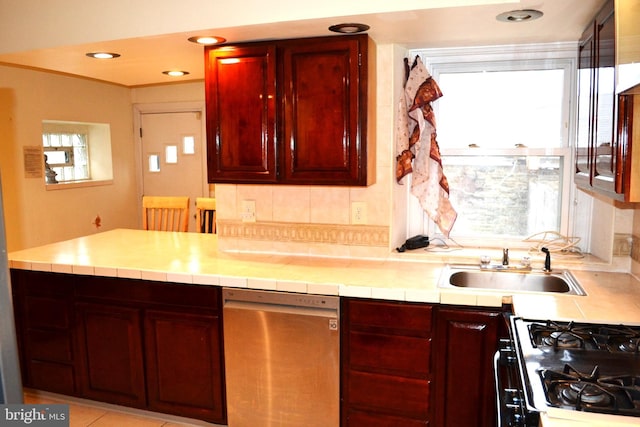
45 179 113 190
387 244 620 272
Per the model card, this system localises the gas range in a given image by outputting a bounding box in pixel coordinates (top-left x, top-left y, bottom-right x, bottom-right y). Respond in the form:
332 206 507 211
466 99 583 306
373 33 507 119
509 317 640 425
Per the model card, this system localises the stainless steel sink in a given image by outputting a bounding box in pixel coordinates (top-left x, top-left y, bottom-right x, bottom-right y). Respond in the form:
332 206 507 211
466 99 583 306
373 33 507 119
438 264 586 296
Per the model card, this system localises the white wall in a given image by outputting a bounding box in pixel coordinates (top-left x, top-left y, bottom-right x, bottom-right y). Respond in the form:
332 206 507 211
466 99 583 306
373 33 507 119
0 65 138 251
0 0 504 54
131 82 205 104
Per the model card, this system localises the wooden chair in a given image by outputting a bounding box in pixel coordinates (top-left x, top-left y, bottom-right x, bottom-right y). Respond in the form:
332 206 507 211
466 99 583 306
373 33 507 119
142 196 190 232
195 197 216 233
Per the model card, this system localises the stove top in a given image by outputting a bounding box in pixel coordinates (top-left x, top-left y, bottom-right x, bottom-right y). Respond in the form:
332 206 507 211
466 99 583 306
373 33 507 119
530 320 640 353
512 318 640 420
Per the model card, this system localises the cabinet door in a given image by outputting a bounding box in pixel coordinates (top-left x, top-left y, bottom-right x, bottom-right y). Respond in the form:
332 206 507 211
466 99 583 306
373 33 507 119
617 94 634 198
575 22 596 186
433 308 503 427
144 309 225 423
76 302 146 408
281 36 368 185
205 44 277 183
592 5 617 193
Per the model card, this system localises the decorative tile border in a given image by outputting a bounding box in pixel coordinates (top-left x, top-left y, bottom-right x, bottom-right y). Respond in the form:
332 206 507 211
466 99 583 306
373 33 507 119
217 220 389 247
630 234 640 262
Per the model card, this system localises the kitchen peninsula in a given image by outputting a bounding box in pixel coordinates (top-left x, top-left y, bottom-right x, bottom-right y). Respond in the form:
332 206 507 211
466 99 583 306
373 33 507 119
8 229 640 427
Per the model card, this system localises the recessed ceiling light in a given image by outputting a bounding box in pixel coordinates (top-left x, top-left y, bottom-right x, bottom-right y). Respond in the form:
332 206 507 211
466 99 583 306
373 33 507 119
187 36 227 45
86 52 121 59
328 23 370 34
496 9 543 23
162 70 190 77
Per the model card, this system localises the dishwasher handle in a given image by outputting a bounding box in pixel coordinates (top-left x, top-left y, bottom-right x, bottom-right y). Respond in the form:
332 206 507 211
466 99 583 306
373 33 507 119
223 299 338 320
222 288 340 318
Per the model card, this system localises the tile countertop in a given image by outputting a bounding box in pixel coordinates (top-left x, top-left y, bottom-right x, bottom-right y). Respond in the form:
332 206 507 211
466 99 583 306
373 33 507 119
8 228 640 427
7 228 640 323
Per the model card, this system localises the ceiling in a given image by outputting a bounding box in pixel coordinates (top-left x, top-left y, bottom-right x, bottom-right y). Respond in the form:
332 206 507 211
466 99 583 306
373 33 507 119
0 0 606 87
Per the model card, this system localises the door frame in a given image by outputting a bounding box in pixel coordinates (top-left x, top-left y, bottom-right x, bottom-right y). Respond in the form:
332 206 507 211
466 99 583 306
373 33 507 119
132 102 208 229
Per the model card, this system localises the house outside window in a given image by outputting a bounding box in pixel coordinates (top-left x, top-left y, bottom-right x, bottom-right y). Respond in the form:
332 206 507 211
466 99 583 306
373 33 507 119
408 43 577 248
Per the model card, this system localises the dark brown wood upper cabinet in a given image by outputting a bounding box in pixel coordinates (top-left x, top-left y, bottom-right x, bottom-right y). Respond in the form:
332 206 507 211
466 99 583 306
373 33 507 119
591 3 616 194
575 0 640 202
205 34 374 186
575 0 616 195
205 44 277 183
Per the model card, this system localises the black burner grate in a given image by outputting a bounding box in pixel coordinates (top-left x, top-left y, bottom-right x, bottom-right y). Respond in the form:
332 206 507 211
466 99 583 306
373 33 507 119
529 320 640 353
540 364 640 416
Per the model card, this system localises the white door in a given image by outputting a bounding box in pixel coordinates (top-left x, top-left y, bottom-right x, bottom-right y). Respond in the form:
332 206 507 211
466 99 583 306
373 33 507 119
140 110 206 232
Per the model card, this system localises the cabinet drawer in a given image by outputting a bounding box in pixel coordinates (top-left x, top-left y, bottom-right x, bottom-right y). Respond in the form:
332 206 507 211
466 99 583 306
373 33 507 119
76 276 220 310
348 370 430 419
349 331 431 376
347 408 430 427
142 281 220 309
27 330 74 363
347 300 432 335
24 295 71 329
28 360 76 395
19 271 74 296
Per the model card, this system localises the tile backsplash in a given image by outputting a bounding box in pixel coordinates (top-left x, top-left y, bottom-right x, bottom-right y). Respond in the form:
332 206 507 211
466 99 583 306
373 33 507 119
218 220 388 247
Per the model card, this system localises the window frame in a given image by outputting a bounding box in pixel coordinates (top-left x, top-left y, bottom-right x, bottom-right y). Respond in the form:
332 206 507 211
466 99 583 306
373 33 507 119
407 43 578 249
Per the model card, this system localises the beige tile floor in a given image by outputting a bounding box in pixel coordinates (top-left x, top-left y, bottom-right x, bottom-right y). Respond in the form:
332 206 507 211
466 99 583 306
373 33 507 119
23 390 225 427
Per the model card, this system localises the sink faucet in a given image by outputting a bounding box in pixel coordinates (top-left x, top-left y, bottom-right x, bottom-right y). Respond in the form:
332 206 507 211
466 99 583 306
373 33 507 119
541 247 551 272
502 248 509 266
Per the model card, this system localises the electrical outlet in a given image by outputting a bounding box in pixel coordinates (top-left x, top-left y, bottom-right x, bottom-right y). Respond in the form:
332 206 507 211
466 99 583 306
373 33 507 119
241 200 256 223
351 201 367 225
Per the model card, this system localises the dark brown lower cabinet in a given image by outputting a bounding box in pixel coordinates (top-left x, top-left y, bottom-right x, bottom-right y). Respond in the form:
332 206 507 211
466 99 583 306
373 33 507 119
341 298 434 426
144 309 225 421
342 298 507 427
11 269 226 425
433 307 507 427
10 270 79 396
75 302 146 408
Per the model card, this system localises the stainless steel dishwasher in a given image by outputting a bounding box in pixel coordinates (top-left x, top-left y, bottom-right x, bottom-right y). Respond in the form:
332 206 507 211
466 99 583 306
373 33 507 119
222 288 340 427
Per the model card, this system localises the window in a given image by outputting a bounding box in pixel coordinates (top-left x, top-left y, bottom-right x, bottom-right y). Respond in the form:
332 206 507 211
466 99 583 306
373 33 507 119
42 120 113 186
182 135 196 154
408 44 576 247
165 145 178 164
43 127 90 181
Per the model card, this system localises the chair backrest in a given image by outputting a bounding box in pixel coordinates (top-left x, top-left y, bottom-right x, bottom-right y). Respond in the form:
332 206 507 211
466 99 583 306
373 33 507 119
195 197 216 234
142 196 190 232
